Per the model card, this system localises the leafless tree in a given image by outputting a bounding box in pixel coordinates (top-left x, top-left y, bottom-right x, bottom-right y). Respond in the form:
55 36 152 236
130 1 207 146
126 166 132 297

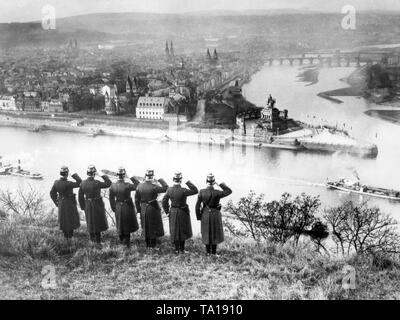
324 201 400 256
224 190 267 241
0 184 44 221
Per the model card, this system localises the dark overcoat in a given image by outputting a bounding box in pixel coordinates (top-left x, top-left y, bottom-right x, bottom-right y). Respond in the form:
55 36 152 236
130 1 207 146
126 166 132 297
162 181 198 242
78 175 112 233
50 173 82 232
109 177 140 236
135 179 168 239
195 183 232 245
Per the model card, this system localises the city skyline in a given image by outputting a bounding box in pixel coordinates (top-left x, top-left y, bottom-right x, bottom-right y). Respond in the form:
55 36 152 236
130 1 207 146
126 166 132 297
0 0 399 23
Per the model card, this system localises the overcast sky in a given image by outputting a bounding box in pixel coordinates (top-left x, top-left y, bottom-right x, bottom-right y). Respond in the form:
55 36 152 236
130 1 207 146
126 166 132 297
0 0 398 23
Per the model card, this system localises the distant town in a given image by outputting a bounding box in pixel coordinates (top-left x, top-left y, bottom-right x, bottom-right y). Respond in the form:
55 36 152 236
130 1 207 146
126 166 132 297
0 37 266 130
1 11 400 132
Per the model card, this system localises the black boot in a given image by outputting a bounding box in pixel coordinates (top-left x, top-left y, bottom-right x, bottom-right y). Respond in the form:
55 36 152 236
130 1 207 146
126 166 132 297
125 234 131 247
174 241 180 254
149 238 156 248
179 241 185 253
211 245 217 255
63 230 73 239
95 233 101 244
206 245 211 255
89 233 95 242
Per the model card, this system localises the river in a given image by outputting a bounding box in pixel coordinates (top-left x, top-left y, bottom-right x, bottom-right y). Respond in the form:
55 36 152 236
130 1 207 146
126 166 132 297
1 64 400 236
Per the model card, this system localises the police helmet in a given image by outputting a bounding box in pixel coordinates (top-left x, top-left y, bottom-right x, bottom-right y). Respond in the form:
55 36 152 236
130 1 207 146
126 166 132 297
173 172 182 183
87 165 97 176
60 166 69 177
117 167 126 178
145 169 154 179
206 173 216 185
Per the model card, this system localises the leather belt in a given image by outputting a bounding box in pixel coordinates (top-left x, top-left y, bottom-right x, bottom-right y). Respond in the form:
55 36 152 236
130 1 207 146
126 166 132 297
86 197 101 201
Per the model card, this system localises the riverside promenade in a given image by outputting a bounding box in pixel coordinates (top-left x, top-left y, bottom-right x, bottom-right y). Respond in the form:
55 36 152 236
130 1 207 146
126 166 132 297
0 111 378 157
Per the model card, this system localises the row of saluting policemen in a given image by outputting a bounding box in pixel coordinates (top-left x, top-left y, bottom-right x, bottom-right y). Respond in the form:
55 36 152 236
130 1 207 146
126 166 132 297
50 165 232 255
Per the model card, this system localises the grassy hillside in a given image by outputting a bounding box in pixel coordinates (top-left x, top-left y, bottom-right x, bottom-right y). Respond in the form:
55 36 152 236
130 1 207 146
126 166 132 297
1 218 399 300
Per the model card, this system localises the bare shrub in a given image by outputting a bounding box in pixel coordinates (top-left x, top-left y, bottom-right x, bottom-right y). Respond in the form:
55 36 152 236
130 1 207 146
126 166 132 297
258 193 322 245
224 191 267 241
0 184 45 222
224 192 327 248
324 201 400 256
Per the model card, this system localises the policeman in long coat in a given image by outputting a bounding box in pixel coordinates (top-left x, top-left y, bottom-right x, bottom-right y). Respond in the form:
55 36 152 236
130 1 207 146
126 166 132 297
162 172 198 253
109 167 140 247
134 169 168 248
78 165 112 244
195 173 232 255
50 166 82 239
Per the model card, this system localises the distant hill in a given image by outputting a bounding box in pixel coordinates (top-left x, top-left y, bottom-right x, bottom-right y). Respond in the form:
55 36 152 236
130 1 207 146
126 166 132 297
0 10 399 49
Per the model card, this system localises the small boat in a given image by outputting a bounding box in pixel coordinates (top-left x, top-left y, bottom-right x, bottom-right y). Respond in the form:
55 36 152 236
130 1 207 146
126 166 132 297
327 178 400 201
0 158 12 175
28 125 46 133
8 167 43 180
100 170 154 184
87 129 104 137
0 166 12 175
101 169 118 177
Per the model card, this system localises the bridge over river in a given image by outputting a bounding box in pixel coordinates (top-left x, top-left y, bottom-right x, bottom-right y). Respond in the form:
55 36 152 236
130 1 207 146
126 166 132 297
266 50 399 67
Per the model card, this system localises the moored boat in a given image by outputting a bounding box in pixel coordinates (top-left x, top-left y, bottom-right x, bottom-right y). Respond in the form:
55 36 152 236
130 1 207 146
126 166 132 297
100 169 118 177
8 167 43 180
0 157 12 175
0 166 12 175
87 129 104 137
327 178 400 201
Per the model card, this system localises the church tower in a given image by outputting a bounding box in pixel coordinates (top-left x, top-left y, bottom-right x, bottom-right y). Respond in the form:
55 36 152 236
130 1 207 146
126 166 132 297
213 48 218 60
206 48 212 60
170 41 174 57
165 41 170 58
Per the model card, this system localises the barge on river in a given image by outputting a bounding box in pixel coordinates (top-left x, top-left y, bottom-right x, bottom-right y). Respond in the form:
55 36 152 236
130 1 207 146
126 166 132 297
327 178 400 201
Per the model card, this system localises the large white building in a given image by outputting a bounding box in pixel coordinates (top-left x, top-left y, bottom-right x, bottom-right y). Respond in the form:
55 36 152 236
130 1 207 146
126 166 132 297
0 95 17 111
136 97 169 120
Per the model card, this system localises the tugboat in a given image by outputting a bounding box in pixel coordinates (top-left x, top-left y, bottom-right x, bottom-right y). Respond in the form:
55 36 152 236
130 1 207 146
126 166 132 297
7 160 43 180
327 178 400 201
8 167 43 180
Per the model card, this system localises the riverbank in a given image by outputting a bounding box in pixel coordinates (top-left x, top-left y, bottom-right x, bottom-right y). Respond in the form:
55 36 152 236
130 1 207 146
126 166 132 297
0 111 379 157
1 219 399 300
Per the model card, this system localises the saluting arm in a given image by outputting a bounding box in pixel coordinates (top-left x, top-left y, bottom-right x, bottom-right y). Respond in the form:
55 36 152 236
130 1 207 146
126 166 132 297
69 173 82 188
134 189 141 214
109 187 116 212
50 183 58 207
155 178 168 193
219 182 232 198
184 180 199 196
161 190 170 216
98 175 112 188
195 193 203 221
128 176 140 191
78 187 85 210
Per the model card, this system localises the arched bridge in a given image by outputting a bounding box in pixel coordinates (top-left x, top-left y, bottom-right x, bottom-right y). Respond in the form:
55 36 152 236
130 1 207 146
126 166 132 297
266 51 390 67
